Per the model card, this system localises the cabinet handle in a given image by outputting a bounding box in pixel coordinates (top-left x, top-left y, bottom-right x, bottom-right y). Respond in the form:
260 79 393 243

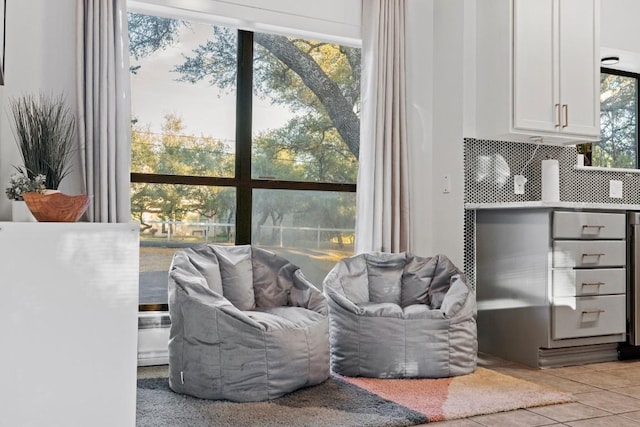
581 282 605 287
581 309 605 315
562 104 568 128
581 253 604 258
555 103 561 127
582 225 605 230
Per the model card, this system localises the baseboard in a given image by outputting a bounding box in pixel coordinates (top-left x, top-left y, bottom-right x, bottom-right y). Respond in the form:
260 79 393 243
538 342 619 369
138 312 170 367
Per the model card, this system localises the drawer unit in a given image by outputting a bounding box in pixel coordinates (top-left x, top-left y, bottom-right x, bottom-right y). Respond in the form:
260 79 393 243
552 295 626 339
553 240 626 268
552 211 626 343
553 211 626 239
552 268 626 297
476 208 628 368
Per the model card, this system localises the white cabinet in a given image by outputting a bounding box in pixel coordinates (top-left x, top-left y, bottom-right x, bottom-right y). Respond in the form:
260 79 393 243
0 223 139 427
476 0 600 143
475 209 626 368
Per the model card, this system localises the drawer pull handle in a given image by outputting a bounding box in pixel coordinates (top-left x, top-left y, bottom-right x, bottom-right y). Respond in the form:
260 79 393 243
582 225 605 230
581 253 604 259
581 282 604 287
581 309 605 316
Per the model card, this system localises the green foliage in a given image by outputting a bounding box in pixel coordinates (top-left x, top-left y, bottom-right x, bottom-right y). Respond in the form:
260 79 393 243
166 20 361 160
9 93 76 190
174 27 238 89
593 73 637 168
128 13 186 74
253 114 357 183
131 114 235 227
5 169 46 201
127 13 360 242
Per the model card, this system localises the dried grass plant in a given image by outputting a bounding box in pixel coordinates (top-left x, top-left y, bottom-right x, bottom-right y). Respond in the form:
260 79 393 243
9 93 76 190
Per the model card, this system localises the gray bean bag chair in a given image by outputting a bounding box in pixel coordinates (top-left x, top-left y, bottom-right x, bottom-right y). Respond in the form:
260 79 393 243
323 252 477 378
168 244 329 402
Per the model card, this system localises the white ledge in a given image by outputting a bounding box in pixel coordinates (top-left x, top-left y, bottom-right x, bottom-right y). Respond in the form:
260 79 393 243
465 201 640 211
574 165 640 174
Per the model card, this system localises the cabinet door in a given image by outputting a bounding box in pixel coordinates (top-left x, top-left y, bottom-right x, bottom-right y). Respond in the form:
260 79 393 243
558 0 600 137
512 0 558 133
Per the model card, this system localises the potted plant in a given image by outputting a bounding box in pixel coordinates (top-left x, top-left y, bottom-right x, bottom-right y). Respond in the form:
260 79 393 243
9 92 76 190
4 169 46 221
6 93 89 222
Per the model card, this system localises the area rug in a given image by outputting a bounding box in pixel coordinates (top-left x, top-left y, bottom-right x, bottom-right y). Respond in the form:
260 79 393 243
339 367 573 422
137 368 573 426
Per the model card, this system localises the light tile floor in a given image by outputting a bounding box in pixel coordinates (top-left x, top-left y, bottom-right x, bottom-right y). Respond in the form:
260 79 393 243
430 354 640 426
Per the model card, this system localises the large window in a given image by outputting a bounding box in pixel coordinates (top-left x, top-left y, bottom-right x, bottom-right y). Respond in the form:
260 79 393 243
128 12 360 309
589 68 639 168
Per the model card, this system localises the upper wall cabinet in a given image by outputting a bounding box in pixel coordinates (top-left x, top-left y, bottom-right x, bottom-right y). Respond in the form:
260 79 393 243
476 0 600 144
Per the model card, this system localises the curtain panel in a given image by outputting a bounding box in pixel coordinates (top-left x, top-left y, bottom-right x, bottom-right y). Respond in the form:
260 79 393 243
77 0 131 222
355 0 411 254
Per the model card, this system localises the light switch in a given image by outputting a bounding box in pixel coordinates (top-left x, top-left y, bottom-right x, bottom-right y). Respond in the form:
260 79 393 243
609 180 623 198
443 174 451 194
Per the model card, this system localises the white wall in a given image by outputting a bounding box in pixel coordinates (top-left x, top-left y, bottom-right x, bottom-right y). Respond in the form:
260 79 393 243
425 0 473 266
406 0 434 256
601 0 640 53
0 0 80 220
400 0 474 266
600 0 640 73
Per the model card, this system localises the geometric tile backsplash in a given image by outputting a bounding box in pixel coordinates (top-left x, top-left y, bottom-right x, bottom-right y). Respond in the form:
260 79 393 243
463 137 640 282
465 138 640 205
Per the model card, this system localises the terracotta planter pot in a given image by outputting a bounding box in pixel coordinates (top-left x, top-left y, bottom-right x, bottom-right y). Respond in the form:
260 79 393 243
22 192 91 222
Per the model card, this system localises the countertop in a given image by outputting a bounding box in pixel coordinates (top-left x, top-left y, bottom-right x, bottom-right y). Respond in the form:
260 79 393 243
465 201 640 211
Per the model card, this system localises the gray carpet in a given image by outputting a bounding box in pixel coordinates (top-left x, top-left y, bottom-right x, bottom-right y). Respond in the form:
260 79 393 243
137 376 428 427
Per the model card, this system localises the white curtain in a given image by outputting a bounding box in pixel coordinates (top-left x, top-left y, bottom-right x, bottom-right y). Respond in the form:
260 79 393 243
77 0 132 223
355 0 411 254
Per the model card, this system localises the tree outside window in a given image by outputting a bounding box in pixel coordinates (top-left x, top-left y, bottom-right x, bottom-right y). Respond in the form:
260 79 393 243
128 12 361 308
591 70 638 168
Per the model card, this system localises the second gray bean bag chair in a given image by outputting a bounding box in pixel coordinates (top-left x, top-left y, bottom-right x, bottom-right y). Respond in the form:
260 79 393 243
168 244 329 402
324 252 477 378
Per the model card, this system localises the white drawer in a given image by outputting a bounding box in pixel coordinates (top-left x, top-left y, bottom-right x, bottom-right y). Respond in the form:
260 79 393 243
552 295 626 339
552 268 626 297
553 240 626 268
553 211 625 239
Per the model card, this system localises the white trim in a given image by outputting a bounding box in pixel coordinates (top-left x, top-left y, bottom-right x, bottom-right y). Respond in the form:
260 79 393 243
137 322 170 367
128 0 362 47
465 201 640 210
574 165 640 174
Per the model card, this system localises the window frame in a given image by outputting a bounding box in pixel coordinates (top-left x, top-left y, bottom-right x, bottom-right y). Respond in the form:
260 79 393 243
594 67 640 168
131 28 357 311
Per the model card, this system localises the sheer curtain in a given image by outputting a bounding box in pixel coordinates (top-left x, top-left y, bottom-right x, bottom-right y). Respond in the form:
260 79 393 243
355 0 412 253
76 0 131 222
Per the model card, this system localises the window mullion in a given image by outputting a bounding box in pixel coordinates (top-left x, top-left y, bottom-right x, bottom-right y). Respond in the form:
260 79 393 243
235 30 253 245
635 75 640 169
